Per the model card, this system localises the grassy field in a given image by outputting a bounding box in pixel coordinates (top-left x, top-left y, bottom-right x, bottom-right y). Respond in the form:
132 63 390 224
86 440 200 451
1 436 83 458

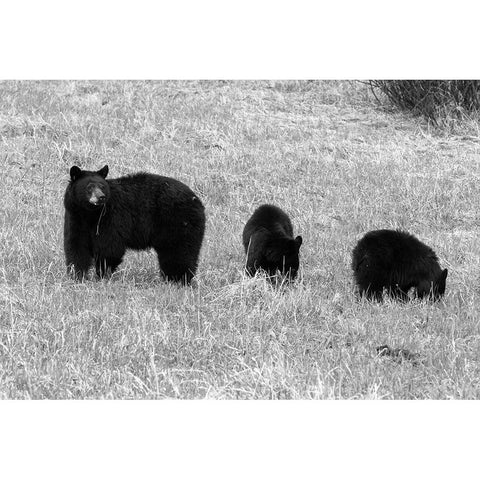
1 80 479 399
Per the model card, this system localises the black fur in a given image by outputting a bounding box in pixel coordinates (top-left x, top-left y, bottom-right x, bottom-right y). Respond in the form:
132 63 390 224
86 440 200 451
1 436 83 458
242 204 302 279
64 165 205 285
351 229 448 301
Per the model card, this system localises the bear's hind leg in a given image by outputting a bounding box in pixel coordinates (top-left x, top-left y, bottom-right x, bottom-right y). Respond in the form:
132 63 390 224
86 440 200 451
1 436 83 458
95 256 123 279
155 248 196 285
159 259 195 285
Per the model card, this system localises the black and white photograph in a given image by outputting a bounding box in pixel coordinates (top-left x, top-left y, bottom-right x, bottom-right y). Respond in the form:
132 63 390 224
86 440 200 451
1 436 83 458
2 78 478 400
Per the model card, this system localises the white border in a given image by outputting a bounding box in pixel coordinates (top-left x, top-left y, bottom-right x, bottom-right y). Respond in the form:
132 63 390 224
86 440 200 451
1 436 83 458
0 401 478 479
1 1 479 78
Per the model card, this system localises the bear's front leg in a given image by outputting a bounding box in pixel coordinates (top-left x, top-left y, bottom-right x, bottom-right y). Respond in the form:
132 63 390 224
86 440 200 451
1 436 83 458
244 231 266 277
245 255 259 277
64 213 93 280
65 247 93 280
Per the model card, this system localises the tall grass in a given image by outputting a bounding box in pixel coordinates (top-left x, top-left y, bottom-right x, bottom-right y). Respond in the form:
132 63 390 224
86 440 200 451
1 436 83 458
369 80 480 124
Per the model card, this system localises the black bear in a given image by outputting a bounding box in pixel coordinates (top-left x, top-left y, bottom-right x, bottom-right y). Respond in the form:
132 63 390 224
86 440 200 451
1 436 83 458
242 204 302 280
63 165 205 285
351 229 448 301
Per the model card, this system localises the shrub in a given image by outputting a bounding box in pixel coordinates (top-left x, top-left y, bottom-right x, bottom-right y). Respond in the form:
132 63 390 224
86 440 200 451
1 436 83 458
368 80 480 122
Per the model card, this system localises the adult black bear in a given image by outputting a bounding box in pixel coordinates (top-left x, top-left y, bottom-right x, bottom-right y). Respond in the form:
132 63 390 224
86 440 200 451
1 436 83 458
242 204 302 280
351 229 448 301
63 165 205 285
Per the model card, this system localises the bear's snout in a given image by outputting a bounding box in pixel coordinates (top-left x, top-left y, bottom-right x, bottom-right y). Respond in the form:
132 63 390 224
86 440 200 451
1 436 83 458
89 187 107 205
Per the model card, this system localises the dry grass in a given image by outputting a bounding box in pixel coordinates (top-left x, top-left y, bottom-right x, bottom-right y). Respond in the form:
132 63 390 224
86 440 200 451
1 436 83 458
1 80 480 399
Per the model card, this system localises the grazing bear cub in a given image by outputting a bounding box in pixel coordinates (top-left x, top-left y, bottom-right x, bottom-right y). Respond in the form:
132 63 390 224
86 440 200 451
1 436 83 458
63 165 205 285
351 229 448 301
242 204 302 279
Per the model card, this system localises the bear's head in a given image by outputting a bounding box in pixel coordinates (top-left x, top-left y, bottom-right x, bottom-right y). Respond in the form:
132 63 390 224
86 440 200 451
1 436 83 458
265 235 303 279
69 165 110 211
416 268 448 301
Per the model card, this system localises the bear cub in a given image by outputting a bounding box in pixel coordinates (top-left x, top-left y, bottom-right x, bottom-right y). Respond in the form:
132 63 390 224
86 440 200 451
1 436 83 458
63 165 205 285
242 204 302 280
351 229 448 301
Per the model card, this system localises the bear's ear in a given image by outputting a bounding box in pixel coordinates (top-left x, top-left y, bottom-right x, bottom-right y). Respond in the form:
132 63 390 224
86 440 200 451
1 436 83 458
295 235 303 249
440 268 448 283
70 166 82 182
434 268 448 295
98 165 109 178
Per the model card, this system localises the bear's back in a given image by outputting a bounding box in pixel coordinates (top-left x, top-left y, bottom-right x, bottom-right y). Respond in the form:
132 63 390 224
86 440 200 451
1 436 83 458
107 172 204 213
243 204 293 247
356 229 434 257
110 172 194 194
352 229 440 279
